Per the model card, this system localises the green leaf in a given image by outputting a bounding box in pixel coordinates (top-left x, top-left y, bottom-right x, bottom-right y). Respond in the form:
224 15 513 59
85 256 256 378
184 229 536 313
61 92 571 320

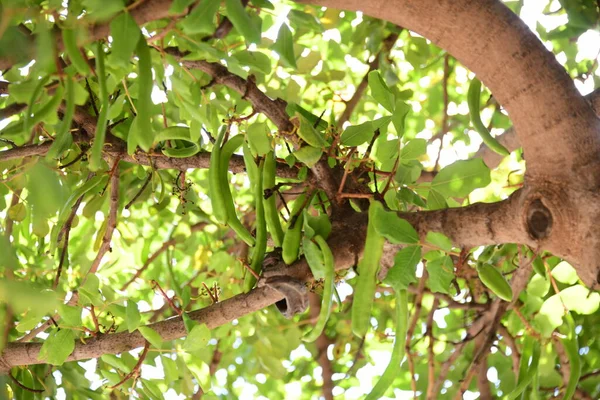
232 50 272 75
183 323 211 352
551 261 579 284
0 280 58 314
392 100 410 136
560 285 599 315
247 122 272 156
340 121 374 147
297 114 326 147
384 246 421 290
180 0 220 35
182 313 197 333
401 139 427 160
126 301 141 333
368 70 395 112
138 326 163 349
426 232 453 252
38 329 75 365
526 273 550 298
58 305 82 327
82 0 124 21
431 159 491 198
293 146 322 167
371 206 419 244
7 203 26 222
303 212 331 240
534 295 564 337
272 23 296 68
169 0 195 14
286 103 327 130
303 237 326 280
26 162 65 218
427 189 447 210
109 12 141 68
395 161 422 184
426 255 454 294
226 0 261 44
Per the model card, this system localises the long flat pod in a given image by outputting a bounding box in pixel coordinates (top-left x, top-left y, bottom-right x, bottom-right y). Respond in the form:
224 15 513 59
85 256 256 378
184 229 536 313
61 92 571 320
560 313 581 400
62 27 91 76
90 41 109 171
209 126 228 224
263 151 284 247
467 78 509 156
365 289 409 400
303 235 335 342
506 337 541 400
131 37 154 152
282 192 309 265
351 200 385 338
46 75 75 159
24 76 49 135
245 158 266 291
219 135 255 246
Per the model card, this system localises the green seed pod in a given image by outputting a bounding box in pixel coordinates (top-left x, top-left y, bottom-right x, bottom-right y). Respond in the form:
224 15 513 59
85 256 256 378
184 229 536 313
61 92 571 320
476 263 513 302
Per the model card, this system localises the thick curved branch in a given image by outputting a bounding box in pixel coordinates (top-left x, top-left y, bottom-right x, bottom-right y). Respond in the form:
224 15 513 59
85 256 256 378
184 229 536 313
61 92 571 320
298 0 600 186
0 194 528 370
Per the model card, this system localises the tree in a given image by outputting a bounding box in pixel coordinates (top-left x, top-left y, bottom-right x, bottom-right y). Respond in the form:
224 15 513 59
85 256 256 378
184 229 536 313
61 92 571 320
0 0 599 398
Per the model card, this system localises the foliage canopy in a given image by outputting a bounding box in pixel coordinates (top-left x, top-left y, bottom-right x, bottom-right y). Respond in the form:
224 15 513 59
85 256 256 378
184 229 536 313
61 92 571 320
0 0 600 399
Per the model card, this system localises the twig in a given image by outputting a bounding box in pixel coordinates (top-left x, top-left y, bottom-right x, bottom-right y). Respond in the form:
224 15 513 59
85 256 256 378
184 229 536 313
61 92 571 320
425 298 439 400
84 160 120 282
9 372 44 393
54 188 86 288
151 280 182 316
497 324 520 376
125 172 152 209
336 148 356 197
107 342 150 389
58 146 88 169
345 336 366 378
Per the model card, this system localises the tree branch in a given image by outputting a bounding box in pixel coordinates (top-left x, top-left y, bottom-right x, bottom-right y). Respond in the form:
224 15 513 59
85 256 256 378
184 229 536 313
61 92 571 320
0 191 533 370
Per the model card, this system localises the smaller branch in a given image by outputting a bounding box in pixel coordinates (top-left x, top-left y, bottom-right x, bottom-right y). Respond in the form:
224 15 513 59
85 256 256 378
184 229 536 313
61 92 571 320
85 161 120 280
497 324 520 376
203 0 250 41
8 372 44 393
425 297 439 400
54 189 86 288
124 172 152 210
107 342 150 389
345 336 365 378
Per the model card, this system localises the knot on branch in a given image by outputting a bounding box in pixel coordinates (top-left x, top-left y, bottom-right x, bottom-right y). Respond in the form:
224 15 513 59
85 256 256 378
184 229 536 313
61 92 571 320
526 199 553 240
263 276 308 319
